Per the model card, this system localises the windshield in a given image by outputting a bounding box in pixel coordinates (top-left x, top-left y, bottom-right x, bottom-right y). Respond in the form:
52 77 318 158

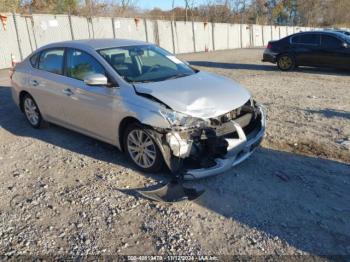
98 45 196 83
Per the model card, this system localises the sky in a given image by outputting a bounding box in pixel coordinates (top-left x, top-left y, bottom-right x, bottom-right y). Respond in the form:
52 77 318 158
137 0 208 11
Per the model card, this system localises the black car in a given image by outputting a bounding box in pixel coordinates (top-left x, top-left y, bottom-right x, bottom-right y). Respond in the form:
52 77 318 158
262 31 350 71
334 30 350 36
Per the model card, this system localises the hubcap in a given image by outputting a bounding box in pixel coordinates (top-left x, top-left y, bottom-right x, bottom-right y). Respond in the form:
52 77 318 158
24 98 39 125
279 56 292 69
127 129 157 169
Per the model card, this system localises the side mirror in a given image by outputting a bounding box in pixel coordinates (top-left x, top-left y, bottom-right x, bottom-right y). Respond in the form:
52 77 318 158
84 74 108 86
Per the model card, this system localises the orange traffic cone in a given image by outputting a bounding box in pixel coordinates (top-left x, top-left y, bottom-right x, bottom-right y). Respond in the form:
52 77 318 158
0 14 7 31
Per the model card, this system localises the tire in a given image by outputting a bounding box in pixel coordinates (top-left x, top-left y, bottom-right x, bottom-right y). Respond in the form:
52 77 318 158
123 123 163 173
22 94 47 128
277 54 295 71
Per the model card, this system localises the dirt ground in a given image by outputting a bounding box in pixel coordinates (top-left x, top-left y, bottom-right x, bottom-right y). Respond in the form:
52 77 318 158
0 48 349 258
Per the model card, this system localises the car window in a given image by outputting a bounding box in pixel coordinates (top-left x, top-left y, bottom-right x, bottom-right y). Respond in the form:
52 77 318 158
38 49 64 75
321 35 342 48
66 49 106 81
98 45 195 83
30 53 39 68
292 34 320 45
140 49 177 70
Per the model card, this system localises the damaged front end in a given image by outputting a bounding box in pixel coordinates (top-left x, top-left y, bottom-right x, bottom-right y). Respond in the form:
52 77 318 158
155 99 266 180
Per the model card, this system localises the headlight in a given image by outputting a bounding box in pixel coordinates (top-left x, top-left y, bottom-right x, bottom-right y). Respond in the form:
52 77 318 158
159 108 209 128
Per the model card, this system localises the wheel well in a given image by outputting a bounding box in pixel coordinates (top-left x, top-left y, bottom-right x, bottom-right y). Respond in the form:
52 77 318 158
277 53 294 60
19 91 30 112
118 117 140 151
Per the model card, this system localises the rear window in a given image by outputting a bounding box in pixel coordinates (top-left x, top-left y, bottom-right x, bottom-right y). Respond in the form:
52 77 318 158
291 34 320 45
30 53 39 68
38 48 65 75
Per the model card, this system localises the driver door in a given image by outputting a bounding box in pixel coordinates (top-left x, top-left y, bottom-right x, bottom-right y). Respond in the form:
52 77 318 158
320 34 350 69
61 48 120 144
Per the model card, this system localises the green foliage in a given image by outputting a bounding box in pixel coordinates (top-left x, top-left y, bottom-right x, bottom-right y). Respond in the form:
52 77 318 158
21 0 79 14
0 0 21 12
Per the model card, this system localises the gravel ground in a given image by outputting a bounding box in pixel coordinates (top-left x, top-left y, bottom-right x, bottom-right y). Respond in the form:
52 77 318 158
0 48 349 258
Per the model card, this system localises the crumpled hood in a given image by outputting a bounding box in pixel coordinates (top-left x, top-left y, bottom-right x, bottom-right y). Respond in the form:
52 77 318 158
134 71 251 118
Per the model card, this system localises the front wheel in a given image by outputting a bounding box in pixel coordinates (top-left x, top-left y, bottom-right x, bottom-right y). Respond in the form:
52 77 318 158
277 54 295 71
123 124 163 173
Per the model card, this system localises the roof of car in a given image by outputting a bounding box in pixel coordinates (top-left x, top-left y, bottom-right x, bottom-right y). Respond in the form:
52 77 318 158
39 39 150 51
288 30 349 39
293 30 344 35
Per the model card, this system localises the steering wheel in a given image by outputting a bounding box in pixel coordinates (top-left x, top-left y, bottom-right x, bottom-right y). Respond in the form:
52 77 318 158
146 64 161 73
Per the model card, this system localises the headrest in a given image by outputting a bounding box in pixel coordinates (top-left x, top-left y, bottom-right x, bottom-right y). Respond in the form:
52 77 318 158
111 53 125 65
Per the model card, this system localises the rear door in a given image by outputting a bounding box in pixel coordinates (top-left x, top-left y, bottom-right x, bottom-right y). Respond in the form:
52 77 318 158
60 48 120 144
29 48 68 123
291 33 322 66
320 34 350 69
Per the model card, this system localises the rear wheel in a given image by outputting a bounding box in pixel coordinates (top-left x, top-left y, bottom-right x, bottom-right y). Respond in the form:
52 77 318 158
277 54 295 71
22 94 46 128
123 124 163 173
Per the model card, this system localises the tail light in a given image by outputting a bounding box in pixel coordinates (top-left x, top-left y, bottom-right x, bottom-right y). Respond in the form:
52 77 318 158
267 43 272 49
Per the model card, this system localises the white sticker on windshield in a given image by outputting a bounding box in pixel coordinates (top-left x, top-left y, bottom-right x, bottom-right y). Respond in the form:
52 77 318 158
167 56 184 64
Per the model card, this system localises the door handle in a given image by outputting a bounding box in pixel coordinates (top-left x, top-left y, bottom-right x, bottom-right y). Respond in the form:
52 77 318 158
31 80 39 86
63 88 74 96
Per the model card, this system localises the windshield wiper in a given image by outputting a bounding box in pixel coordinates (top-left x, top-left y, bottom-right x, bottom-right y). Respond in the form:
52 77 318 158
164 73 191 80
123 76 151 84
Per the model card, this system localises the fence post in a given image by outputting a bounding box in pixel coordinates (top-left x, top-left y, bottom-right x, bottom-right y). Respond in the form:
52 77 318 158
24 17 34 52
87 17 94 39
154 20 159 46
191 20 196 52
240 24 243 48
250 25 253 47
12 13 23 61
212 23 215 51
68 13 74 40
278 26 281 39
143 18 148 42
270 25 273 41
226 23 229 49
170 20 176 54
112 17 116 38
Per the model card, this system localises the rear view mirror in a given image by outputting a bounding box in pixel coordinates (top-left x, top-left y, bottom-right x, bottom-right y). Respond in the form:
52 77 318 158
84 74 108 86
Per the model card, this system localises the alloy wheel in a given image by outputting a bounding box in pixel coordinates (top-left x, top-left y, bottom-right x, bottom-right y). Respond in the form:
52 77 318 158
24 97 40 126
127 129 157 169
279 55 293 70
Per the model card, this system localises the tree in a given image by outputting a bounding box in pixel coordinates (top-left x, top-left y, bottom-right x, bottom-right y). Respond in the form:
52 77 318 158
0 0 21 12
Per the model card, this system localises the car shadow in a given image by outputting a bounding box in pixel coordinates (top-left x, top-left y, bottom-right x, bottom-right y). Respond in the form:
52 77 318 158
189 61 350 77
189 148 350 255
304 108 350 120
1 85 350 255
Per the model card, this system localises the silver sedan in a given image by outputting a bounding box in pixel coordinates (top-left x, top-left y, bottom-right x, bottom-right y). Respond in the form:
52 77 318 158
10 39 266 180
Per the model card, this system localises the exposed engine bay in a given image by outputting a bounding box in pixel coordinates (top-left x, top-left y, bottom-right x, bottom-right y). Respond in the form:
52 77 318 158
152 99 265 177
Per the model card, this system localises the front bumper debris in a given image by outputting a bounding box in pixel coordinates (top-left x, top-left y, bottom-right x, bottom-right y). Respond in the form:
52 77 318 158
183 105 266 180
